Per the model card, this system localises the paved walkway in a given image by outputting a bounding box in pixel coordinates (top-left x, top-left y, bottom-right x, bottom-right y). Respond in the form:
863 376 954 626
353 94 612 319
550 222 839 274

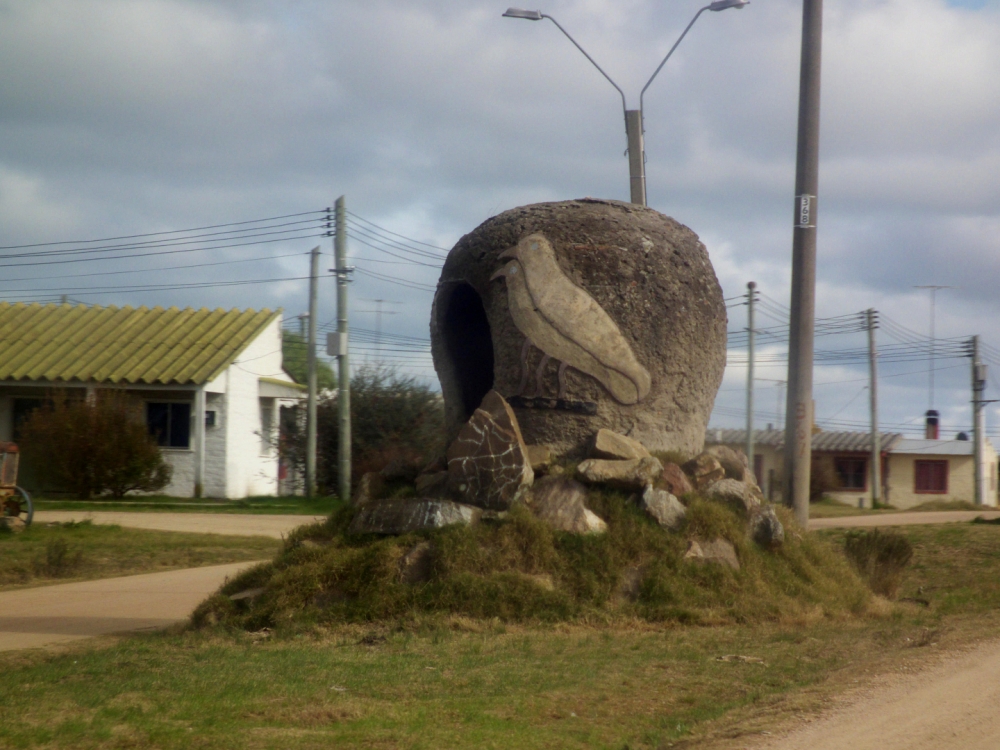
34 510 326 538
809 509 1000 529
0 560 261 652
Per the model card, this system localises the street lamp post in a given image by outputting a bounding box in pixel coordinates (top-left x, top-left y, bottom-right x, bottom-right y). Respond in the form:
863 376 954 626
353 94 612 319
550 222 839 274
503 1 748 206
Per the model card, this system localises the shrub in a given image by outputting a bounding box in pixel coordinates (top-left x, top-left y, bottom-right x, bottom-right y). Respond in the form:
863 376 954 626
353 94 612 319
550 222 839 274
281 330 337 390
282 365 445 496
810 456 838 502
843 529 913 598
19 390 172 499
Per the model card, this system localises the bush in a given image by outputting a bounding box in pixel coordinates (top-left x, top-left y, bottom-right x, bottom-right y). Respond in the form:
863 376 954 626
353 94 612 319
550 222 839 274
281 330 337 390
282 365 445 496
19 390 172 499
810 456 838 502
843 529 913 598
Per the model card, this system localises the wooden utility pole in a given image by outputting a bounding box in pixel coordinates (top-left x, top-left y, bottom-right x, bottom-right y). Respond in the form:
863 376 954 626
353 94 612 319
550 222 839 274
746 282 757 473
305 246 319 499
783 0 823 527
971 335 987 506
334 197 352 504
866 308 881 509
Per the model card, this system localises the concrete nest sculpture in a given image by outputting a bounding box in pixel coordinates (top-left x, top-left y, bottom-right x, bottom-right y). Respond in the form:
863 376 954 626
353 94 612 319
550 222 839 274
429 199 727 458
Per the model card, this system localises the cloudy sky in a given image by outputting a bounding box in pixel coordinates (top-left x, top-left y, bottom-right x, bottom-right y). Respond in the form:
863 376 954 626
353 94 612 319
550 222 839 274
2 0 1000 439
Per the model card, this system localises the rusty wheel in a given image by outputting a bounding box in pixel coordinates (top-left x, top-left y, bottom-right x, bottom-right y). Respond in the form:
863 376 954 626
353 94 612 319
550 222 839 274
2 486 32 527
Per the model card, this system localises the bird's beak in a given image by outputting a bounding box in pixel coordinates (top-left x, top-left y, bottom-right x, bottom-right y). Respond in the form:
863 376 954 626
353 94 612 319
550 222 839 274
490 266 507 282
498 245 520 262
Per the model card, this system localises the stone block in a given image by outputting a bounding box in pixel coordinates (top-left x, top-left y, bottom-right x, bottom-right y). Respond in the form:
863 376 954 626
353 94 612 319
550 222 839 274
446 390 534 510
576 456 663 491
658 462 694 497
749 505 784 550
525 444 552 472
684 538 740 571
637 485 686 530
0 516 25 533
529 475 607 534
354 472 384 507
704 478 762 518
590 429 651 461
349 499 481 535
682 453 726 489
705 445 759 488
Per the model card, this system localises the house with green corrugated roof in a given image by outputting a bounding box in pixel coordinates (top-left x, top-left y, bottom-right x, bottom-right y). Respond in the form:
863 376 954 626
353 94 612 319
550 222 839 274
0 302 305 498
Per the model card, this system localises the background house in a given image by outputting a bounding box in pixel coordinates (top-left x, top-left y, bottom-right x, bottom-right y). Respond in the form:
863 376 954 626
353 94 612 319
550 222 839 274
0 302 304 498
706 426 997 509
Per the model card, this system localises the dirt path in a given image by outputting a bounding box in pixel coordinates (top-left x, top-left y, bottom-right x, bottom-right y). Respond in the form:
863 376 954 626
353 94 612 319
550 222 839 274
756 637 1000 749
0 560 260 652
810 509 1000 529
33 510 326 538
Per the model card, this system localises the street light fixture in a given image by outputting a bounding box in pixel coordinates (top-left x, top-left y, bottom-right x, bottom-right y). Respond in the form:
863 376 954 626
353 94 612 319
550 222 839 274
503 2 747 206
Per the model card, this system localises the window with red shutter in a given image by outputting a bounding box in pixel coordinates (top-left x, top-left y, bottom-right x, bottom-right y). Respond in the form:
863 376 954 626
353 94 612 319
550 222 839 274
914 460 948 493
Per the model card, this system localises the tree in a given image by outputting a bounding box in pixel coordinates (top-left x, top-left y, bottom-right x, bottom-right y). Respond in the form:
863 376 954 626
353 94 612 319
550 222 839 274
19 390 172 499
280 365 445 496
282 330 337 390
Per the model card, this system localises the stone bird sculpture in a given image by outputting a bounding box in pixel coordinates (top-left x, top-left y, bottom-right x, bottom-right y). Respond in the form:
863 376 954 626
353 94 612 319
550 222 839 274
490 233 652 405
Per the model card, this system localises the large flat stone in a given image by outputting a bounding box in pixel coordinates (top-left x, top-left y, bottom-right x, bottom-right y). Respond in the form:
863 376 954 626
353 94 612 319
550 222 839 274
590 429 651 461
529 476 607 534
576 456 663 491
446 390 534 510
348 499 481 535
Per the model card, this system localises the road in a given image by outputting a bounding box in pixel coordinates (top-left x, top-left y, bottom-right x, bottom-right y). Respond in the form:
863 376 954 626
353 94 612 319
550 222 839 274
0 561 260 652
757 637 1000 749
809 509 1000 529
34 510 326 538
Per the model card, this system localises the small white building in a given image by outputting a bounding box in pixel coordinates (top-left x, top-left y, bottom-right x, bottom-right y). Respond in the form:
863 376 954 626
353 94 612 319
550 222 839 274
0 302 305 498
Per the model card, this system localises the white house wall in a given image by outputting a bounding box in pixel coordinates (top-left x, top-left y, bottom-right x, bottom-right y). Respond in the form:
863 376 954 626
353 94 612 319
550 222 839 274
222 316 287 498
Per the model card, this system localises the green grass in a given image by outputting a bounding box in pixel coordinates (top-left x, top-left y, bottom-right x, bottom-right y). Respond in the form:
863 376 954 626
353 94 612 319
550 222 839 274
0 521 280 590
193 491 871 630
4 520 1000 748
33 495 341 516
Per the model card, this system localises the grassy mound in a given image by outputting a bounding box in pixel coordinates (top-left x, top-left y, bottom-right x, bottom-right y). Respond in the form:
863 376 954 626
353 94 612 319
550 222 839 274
193 491 871 631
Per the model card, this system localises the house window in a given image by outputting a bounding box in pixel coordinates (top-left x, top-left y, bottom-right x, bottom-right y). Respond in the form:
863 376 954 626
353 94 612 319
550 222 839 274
834 457 867 491
12 398 44 440
915 460 948 494
147 402 191 448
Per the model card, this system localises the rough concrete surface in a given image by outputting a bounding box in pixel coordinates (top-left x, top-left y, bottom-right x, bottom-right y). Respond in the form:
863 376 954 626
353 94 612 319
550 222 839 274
33 511 325 538
0 561 261 651
757 638 1000 750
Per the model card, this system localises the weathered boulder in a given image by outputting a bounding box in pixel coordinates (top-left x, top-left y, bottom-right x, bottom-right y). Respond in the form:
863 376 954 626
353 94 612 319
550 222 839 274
590 429 651 461
637 485 686 530
705 478 762 518
705 445 758 487
749 505 785 550
349 499 481 535
682 453 726 489
617 565 645 601
576 456 663 491
414 471 449 496
446 390 534 510
354 472 385 506
658 462 694 497
528 476 607 534
430 199 727 458
399 541 434 584
684 538 740 571
525 444 553 472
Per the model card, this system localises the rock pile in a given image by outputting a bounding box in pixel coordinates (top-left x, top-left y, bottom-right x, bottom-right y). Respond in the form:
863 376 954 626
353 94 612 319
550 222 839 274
349 391 785 569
